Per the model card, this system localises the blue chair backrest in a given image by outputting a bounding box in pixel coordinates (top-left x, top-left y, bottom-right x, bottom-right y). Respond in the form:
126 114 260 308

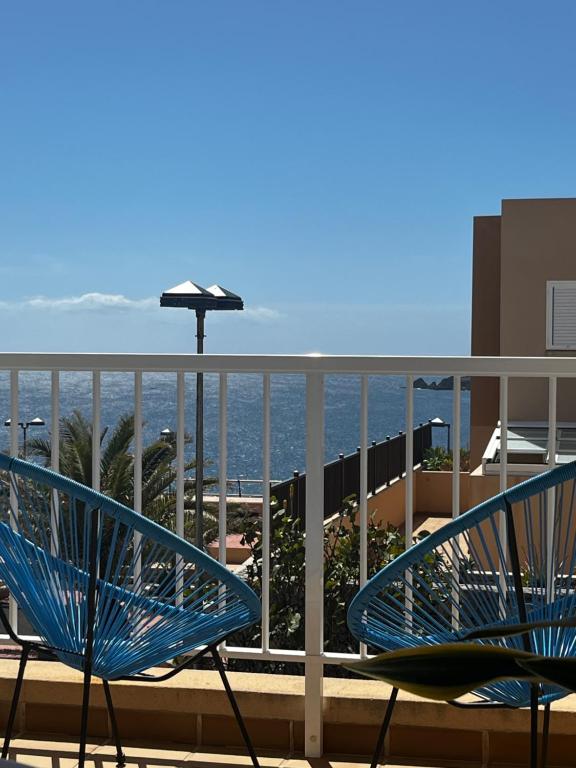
0 454 261 679
347 461 576 707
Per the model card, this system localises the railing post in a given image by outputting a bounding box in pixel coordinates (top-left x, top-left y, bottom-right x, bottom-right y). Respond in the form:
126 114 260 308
405 377 414 547
133 371 143 583
339 453 345 508
305 373 324 758
218 373 228 569
451 376 461 630
370 440 376 494
292 471 300 519
262 374 271 653
176 371 185 604
359 376 369 658
50 370 60 557
452 376 461 520
498 375 509 617
9 370 18 632
547 376 557 603
92 371 101 493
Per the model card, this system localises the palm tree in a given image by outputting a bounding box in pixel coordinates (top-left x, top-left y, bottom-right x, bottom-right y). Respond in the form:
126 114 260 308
28 410 216 535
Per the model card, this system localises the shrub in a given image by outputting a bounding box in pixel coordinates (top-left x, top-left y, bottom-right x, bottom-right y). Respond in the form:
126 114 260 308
230 496 428 673
424 446 470 472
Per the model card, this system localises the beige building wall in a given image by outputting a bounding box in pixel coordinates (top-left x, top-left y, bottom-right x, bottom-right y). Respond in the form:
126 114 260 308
500 198 576 421
471 198 576 464
470 215 501 468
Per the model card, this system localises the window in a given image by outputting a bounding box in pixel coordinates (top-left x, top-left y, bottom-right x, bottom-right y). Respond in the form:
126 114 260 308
546 281 576 350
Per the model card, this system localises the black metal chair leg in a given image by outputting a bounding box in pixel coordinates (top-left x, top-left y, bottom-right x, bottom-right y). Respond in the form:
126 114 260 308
529 685 539 768
370 686 398 768
103 681 126 768
211 649 260 768
78 660 93 768
540 702 551 768
2 644 30 759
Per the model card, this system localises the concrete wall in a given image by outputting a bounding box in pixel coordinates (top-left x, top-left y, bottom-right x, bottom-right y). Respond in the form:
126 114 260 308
368 470 470 526
3 660 576 764
368 476 406 527
415 470 470 515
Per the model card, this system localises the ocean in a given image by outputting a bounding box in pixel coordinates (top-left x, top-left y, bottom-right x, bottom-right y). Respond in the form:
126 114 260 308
0 371 470 488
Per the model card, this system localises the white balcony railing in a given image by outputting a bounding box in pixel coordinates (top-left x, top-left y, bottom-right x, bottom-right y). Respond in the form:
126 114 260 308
1 352 576 757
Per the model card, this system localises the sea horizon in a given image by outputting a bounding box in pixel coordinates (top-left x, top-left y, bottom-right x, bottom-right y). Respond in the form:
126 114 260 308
0 371 470 490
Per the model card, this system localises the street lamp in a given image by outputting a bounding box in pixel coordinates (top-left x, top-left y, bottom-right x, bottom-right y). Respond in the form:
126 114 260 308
4 417 45 458
429 417 451 451
160 281 244 550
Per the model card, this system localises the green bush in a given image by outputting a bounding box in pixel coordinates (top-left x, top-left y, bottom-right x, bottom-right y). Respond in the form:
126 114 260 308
230 496 431 674
423 446 470 472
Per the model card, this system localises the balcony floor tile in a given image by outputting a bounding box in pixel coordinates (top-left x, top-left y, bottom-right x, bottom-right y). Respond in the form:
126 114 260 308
1 736 445 768
184 751 284 767
6 735 105 768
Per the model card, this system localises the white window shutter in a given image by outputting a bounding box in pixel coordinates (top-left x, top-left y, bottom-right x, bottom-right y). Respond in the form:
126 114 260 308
547 281 576 350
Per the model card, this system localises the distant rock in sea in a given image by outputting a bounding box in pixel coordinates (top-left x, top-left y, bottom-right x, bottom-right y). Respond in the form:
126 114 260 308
413 376 471 391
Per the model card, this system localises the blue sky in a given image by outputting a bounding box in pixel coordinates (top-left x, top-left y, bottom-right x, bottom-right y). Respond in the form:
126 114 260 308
1 1 575 354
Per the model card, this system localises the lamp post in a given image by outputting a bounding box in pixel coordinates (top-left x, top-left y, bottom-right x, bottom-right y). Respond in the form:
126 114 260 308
160 281 244 550
160 428 175 442
429 417 451 452
4 417 45 458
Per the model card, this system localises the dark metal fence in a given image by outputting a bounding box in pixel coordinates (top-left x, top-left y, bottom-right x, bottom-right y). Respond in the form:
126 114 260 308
271 422 433 522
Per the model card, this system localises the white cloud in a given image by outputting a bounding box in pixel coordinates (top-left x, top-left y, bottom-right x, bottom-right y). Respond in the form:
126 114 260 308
23 292 158 311
0 292 156 312
203 305 282 325
0 292 282 321
237 306 282 322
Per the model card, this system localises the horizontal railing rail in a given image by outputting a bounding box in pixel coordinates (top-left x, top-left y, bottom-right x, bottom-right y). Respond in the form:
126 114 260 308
0 352 575 756
2 351 576 375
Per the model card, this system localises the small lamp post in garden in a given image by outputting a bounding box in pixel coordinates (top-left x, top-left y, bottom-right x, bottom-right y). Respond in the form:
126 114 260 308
160 427 175 442
160 281 244 550
429 416 451 452
4 417 45 459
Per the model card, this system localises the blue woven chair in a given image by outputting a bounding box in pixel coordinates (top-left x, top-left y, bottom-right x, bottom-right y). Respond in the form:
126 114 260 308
0 454 261 768
347 461 576 768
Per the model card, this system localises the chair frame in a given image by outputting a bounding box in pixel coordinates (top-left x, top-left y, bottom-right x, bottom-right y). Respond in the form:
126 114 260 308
0 455 261 768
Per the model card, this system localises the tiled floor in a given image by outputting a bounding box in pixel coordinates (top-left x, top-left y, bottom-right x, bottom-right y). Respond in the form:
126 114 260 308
3 735 433 768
